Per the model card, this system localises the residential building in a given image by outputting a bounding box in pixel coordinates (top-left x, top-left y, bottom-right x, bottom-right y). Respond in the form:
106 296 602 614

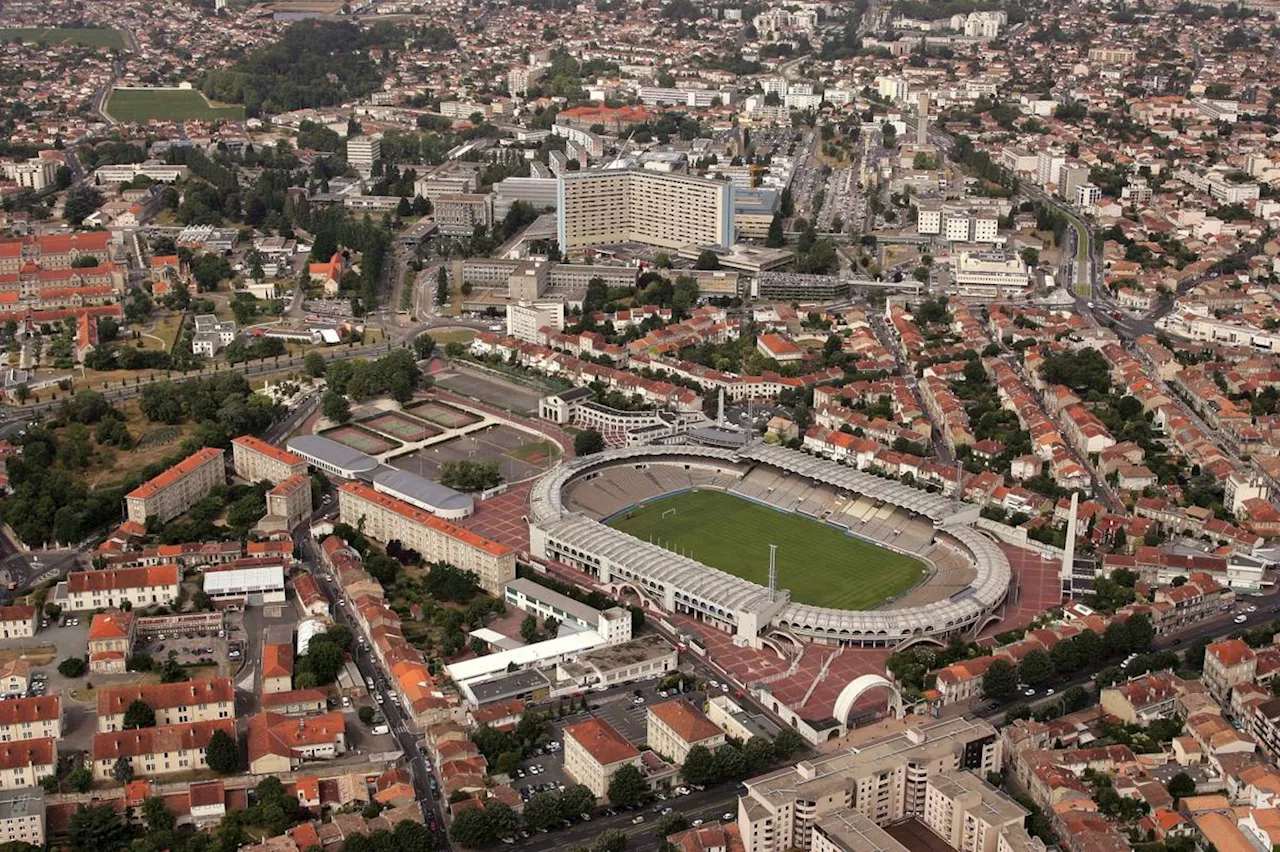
504 577 632 644
123 447 226 525
96 679 236 733
1204 639 1258 704
0 696 61 743
66 565 181 612
92 719 236 781
87 611 136 673
0 741 54 791
337 482 516 595
563 717 642 799
0 661 29 698
951 250 1029 300
346 136 381 176
646 699 726 764
0 607 34 641
557 170 733 251
0 788 44 847
231 436 308 485
434 194 494 236
507 301 565 343
920 771 1031 852
191 315 237 357
263 634 294 695
247 712 347 774
1099 672 1180 726
738 718 1001 852
261 474 313 531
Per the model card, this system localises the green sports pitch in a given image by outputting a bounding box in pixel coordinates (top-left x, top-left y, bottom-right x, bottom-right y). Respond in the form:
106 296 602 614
106 89 245 122
607 490 925 610
0 28 125 48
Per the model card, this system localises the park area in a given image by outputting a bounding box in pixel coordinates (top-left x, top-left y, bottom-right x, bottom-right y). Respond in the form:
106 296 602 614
106 88 245 122
405 399 483 429
319 424 400 455
607 490 925 611
0 27 124 47
360 411 441 443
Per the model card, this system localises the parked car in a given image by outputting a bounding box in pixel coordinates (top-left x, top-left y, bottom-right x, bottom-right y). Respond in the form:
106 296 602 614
371 724 390 735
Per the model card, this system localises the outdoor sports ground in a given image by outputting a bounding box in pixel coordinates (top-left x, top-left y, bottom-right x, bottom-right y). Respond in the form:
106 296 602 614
0 28 125 48
106 88 245 122
607 490 925 611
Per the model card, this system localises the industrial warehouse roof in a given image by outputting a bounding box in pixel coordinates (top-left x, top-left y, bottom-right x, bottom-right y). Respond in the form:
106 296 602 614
371 468 474 514
286 435 380 475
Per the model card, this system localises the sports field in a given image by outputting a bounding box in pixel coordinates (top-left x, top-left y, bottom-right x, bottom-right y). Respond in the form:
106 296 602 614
0 27 125 48
608 490 925 610
363 411 440 443
319 424 400 455
106 88 245 122
407 400 483 429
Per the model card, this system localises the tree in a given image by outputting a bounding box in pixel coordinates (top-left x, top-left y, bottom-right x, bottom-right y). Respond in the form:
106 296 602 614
359 705 376 725
414 333 436 360
765 213 785 248
560 784 595 819
142 796 175 833
1124 613 1155 654
1184 636 1212 670
112 756 134 783
982 659 1018 701
58 656 87 678
205 729 239 773
655 811 689 836
63 185 105 227
520 614 540 644
1167 772 1196 800
1019 649 1053 687
683 740 726 785
436 266 449 303
322 389 351 424
772 729 804 759
574 429 605 456
450 808 494 847
123 699 156 729
694 250 721 270
68 804 132 852
305 351 327 377
66 767 93 793
523 791 562 831
607 763 647 808
593 830 628 852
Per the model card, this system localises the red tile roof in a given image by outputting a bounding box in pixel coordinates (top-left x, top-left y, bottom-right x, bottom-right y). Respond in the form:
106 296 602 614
233 435 304 469
565 718 639 766
339 482 513 556
0 695 60 726
0 737 55 770
648 699 722 745
93 718 235 761
68 564 179 594
125 447 223 501
97 678 234 717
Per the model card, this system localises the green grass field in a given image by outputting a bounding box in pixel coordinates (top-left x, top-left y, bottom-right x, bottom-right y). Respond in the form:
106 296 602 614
106 88 245 122
607 490 925 610
0 27 125 48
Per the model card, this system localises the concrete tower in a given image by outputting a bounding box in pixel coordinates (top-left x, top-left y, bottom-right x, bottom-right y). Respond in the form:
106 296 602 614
1060 491 1079 597
917 93 931 146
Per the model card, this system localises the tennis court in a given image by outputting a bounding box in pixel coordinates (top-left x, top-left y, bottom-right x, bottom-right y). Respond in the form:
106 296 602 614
319 424 401 455
362 411 442 443
388 424 559 483
406 400 483 429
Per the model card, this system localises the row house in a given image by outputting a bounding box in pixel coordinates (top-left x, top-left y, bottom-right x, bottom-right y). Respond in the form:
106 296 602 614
92 719 235 781
96 679 236 733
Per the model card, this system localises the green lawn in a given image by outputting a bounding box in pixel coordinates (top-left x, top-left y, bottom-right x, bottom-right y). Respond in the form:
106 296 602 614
607 490 925 610
106 88 245 122
0 27 124 48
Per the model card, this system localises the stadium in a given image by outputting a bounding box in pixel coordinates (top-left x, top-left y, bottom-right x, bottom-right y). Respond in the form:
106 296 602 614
527 443 1013 653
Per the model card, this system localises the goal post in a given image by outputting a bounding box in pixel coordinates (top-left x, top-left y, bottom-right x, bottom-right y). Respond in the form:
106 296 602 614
662 508 677 519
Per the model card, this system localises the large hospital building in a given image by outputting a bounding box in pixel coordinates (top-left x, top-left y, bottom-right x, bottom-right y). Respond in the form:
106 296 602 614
557 169 733 251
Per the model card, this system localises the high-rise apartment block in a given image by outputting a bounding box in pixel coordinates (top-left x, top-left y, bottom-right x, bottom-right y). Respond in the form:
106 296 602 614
557 170 733 251
738 718 1001 852
124 447 226 525
231 435 307 485
346 135 381 176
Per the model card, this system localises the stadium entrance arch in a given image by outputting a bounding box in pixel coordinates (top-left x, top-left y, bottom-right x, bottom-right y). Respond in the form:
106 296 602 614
833 674 905 725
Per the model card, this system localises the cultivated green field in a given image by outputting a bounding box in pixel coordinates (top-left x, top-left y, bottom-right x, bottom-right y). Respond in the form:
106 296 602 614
106 89 245 122
0 27 125 48
607 490 925 610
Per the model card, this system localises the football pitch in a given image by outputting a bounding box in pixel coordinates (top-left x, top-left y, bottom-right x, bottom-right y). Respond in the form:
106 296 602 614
607 490 925 610
106 89 245 122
